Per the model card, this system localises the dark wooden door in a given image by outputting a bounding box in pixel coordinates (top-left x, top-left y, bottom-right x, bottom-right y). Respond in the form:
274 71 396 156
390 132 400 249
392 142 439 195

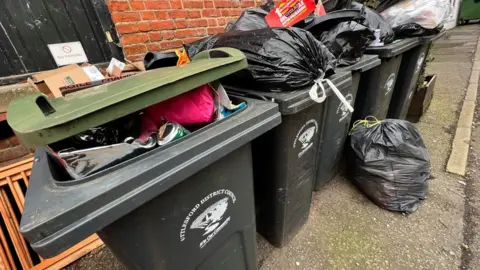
0 0 123 77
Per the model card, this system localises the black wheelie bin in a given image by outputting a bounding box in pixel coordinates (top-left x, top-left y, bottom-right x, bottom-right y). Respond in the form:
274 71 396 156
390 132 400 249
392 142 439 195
314 55 381 190
387 31 447 119
11 49 282 270
353 38 420 121
228 72 352 247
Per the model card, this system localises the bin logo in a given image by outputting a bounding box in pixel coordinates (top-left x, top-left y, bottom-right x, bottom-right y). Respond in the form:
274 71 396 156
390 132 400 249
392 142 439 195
415 53 426 73
336 93 353 122
180 189 236 249
294 119 318 158
385 73 396 96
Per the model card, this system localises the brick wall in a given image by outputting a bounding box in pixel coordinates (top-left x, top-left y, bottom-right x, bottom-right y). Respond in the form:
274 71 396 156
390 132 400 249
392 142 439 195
0 135 33 167
107 0 263 61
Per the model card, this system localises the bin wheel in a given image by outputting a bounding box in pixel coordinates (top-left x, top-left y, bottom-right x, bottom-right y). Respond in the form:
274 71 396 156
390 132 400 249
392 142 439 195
466 20 470 24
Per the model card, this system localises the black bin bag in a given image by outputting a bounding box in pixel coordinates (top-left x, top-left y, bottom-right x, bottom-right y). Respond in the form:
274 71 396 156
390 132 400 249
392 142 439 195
185 28 336 92
350 2 395 44
319 21 375 66
226 3 274 32
348 118 431 213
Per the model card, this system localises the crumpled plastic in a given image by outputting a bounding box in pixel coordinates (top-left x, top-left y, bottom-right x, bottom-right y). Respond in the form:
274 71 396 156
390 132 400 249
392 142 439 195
138 84 215 141
393 23 443 38
348 118 431 213
319 21 375 66
322 0 353 12
381 0 453 30
185 27 336 92
375 0 401 13
350 2 395 44
225 3 273 32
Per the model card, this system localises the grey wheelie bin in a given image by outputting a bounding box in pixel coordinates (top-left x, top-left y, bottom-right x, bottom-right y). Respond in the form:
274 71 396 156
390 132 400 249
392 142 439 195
227 72 352 247
313 55 381 191
10 48 282 270
353 38 420 121
388 31 447 119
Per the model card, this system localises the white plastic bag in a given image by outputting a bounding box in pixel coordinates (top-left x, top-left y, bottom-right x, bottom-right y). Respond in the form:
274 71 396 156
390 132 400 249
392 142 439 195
381 0 453 29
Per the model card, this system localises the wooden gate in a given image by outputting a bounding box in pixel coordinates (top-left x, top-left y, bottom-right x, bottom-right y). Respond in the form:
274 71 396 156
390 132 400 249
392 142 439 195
0 157 102 270
0 0 123 77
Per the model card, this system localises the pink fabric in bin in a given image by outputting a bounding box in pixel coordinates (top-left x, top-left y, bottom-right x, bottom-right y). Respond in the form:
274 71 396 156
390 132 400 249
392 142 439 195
138 84 215 141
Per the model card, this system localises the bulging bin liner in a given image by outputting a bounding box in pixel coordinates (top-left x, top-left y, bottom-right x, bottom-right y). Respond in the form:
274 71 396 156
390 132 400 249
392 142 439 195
185 28 336 92
349 118 431 213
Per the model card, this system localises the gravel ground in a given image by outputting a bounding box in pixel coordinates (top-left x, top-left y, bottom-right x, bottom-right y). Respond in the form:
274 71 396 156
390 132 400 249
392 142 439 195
66 24 480 269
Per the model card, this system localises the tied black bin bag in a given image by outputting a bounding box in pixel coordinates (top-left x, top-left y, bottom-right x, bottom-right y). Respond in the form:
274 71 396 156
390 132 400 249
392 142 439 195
185 28 336 92
350 2 395 44
319 21 375 66
348 118 430 213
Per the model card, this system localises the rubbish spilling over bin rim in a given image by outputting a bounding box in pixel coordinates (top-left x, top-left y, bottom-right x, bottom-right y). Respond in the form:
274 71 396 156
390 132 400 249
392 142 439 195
365 38 420 58
16 49 282 258
7 48 247 148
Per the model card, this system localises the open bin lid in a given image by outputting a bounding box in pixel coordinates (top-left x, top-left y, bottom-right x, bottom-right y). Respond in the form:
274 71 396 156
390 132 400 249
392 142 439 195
20 95 281 257
338 55 381 73
365 38 420 58
226 72 352 115
7 48 247 148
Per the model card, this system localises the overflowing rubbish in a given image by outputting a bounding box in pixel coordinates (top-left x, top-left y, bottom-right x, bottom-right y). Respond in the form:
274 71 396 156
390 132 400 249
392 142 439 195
318 21 375 66
185 28 336 92
350 2 395 44
375 0 401 13
381 0 453 30
348 117 431 213
265 0 316 27
226 5 271 32
144 49 190 70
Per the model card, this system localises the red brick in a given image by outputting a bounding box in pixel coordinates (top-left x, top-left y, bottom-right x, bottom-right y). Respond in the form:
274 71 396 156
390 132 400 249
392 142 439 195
188 10 201 18
151 20 176 30
183 1 204 8
241 0 255 7
170 10 188 18
214 0 232 8
217 17 227 25
160 40 183 49
111 12 141 23
232 0 241 7
204 0 214 8
175 28 207 38
121 33 149 45
207 18 217 26
141 11 156 20
116 23 138 34
231 9 243 16
147 43 162 52
155 11 169 19
207 26 224 35
175 19 187 29
220 9 230 16
187 18 208 27
124 44 147 55
127 54 145 62
130 1 145 10
183 37 202 44
8 136 20 146
137 21 151 32
202 9 220 17
170 0 183 8
0 145 28 163
145 1 170 9
162 30 175 40
0 139 10 150
148 31 163 41
108 1 130 11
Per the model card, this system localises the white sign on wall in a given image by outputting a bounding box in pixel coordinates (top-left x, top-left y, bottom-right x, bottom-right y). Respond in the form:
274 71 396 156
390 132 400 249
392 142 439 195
48 41 88 66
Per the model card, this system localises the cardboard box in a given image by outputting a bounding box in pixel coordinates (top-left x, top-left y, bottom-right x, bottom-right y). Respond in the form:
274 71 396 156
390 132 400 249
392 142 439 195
29 65 91 97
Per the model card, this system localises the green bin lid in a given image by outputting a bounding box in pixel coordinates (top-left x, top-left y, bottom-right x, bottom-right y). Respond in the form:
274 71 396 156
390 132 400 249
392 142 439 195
7 48 247 148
